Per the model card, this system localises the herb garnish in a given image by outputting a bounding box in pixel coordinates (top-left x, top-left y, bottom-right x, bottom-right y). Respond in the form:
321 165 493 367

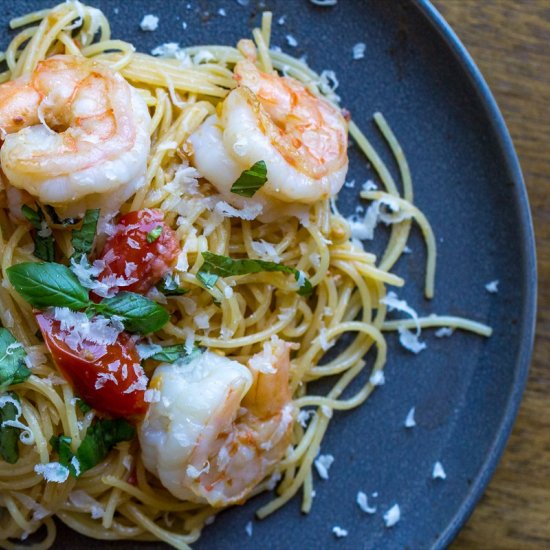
197 252 313 296
230 160 268 197
71 209 100 262
0 329 30 390
146 225 163 243
7 262 170 334
21 204 55 262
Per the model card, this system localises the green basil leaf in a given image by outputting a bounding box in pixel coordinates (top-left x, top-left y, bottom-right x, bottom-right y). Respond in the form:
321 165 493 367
50 419 134 476
146 225 163 243
157 275 189 296
50 434 74 469
197 252 313 295
150 345 202 364
230 160 268 197
0 329 30 390
0 392 21 464
94 292 169 334
71 209 100 262
21 204 55 262
76 419 135 473
76 398 92 414
7 262 91 310
44 205 77 226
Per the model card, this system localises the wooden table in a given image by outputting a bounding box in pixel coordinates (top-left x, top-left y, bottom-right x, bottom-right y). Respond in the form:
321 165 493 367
430 1 550 548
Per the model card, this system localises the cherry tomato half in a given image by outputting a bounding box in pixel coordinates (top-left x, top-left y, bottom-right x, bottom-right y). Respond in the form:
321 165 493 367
95 209 179 296
36 312 148 417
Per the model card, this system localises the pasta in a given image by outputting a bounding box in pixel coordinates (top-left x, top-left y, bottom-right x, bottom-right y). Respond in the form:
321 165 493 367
0 3 491 549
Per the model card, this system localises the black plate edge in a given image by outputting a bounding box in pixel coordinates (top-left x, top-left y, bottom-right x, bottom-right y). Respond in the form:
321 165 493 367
411 2 538 548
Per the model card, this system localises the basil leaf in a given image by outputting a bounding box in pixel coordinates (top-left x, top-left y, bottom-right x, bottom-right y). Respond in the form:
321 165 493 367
230 160 268 197
157 276 188 296
150 345 202 364
50 419 135 476
146 225 163 243
94 292 169 334
0 392 21 464
197 252 313 296
76 419 135 473
0 329 30 390
7 262 91 310
44 205 77 226
71 209 100 262
76 398 92 414
50 434 74 469
21 204 55 262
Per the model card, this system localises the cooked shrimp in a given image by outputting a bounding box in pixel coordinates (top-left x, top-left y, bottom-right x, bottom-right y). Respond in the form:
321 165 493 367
139 338 295 506
0 55 150 218
189 45 348 206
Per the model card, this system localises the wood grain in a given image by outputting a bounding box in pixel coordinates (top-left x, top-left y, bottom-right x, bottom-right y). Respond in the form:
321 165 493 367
430 1 550 548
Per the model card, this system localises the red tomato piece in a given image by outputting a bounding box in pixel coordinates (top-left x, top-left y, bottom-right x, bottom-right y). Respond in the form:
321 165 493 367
36 312 148 417
95 209 179 296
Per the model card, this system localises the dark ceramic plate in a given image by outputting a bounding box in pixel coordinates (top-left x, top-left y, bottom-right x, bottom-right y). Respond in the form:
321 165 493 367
3 1 536 548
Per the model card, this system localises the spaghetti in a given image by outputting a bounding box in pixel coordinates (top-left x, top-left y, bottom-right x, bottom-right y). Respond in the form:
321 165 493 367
0 3 491 549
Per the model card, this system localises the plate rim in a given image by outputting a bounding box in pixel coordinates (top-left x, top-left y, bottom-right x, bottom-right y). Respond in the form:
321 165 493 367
412 1 538 547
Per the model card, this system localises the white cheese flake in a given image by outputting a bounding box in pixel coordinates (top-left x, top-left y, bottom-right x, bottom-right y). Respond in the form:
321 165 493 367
245 520 253 537
435 327 454 338
332 526 348 538
137 343 163 360
34 462 70 483
398 326 427 354
383 504 401 527
251 240 280 262
432 461 447 480
297 409 315 427
277 15 286 25
356 491 377 514
352 42 366 60
218 8 226 16
485 280 499 293
314 453 334 480
369 370 385 386
194 312 210 330
140 14 159 31
68 490 104 519
404 407 416 428
286 34 298 47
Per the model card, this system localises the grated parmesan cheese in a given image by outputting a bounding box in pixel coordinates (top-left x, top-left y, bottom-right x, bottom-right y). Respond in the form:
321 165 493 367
432 461 447 480
194 312 210 330
251 239 280 262
332 526 348 538
352 42 366 60
356 491 377 514
11 493 51 521
137 343 163 360
68 490 104 519
435 327 454 338
404 407 416 428
383 504 401 527
245 520 253 537
140 14 159 31
214 200 263 220
485 280 499 293
297 409 315 428
34 462 70 483
218 8 226 16
369 370 385 386
314 453 334 480
277 15 286 25
286 34 298 47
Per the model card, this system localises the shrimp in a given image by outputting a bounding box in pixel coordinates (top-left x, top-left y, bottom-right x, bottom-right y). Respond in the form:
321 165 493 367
138 338 295 506
189 44 348 209
0 55 150 218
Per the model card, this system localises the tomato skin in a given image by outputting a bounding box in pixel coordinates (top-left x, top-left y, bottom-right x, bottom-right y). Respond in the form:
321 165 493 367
36 312 148 417
95 209 179 296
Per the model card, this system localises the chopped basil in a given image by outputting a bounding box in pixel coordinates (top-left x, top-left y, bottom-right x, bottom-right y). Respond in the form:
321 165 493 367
157 275 188 296
71 209 100 262
21 204 55 262
44 205 77 226
150 345 202 364
197 252 313 296
50 418 135 477
76 398 92 414
7 262 91 310
0 392 22 464
146 225 163 243
230 160 268 197
94 292 169 334
0 329 30 390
